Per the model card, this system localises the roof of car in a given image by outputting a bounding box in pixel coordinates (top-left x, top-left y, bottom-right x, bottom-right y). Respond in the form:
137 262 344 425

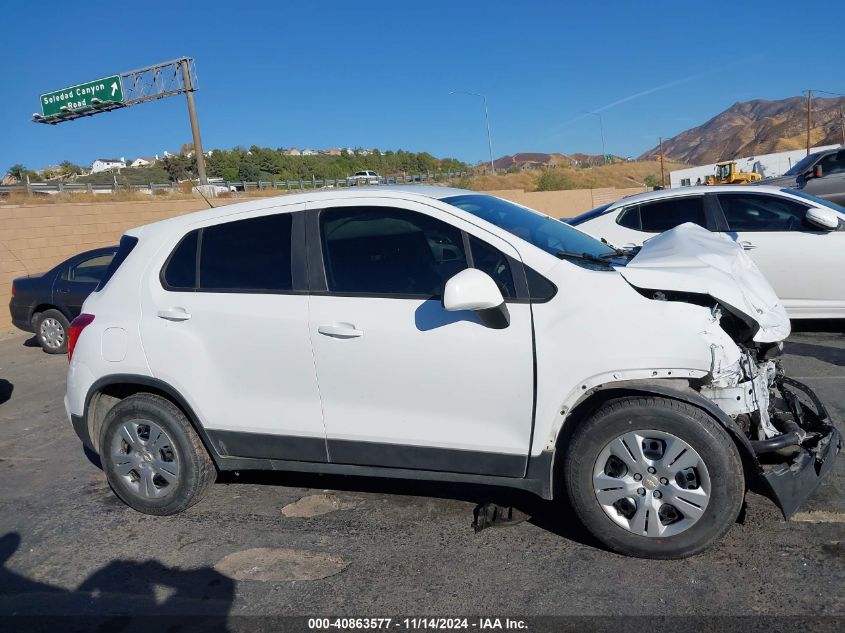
130 185 478 236
604 184 790 208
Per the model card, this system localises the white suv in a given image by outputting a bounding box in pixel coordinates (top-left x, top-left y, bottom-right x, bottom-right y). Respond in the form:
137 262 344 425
349 170 380 185
65 186 840 559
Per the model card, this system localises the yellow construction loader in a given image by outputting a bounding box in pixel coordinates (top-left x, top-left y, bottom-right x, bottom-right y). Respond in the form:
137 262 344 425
705 161 762 185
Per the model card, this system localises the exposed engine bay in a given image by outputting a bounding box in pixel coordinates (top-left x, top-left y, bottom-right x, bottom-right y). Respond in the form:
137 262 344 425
667 297 840 517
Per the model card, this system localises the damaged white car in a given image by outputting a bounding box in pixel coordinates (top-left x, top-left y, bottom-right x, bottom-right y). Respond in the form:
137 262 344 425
65 187 840 559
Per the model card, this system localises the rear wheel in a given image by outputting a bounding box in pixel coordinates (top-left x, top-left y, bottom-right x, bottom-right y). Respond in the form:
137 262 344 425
564 396 744 559
100 393 216 515
35 309 69 354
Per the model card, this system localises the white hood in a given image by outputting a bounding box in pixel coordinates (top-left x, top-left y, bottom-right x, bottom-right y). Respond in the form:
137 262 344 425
617 223 790 343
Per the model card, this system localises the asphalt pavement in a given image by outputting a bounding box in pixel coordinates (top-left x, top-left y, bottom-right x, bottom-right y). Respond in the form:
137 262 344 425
0 325 843 624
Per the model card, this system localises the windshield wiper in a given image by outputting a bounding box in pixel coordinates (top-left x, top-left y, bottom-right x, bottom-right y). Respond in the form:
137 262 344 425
554 251 610 265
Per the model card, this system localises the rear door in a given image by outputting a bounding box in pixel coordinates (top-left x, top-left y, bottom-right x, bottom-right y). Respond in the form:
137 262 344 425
139 206 328 461
54 252 115 317
305 197 535 476
586 194 711 247
714 191 845 316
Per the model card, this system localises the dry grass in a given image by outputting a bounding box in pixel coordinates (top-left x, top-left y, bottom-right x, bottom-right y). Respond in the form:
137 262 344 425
464 160 688 192
0 189 200 206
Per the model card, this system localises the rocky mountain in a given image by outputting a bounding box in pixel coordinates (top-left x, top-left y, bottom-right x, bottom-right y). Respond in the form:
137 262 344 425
492 152 623 171
639 96 845 165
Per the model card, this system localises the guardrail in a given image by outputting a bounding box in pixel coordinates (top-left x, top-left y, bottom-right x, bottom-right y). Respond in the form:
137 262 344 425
0 171 469 195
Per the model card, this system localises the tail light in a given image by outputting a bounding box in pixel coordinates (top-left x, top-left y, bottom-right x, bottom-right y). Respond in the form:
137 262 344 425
67 313 95 362
11 284 15 297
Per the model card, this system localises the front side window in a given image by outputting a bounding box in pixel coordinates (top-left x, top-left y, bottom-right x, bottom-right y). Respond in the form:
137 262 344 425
817 150 845 176
320 206 467 296
718 194 809 232
162 214 293 292
66 254 114 283
638 197 706 232
468 235 515 299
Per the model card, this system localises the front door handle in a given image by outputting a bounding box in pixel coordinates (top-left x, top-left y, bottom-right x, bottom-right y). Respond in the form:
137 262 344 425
56 287 71 294
739 241 756 250
318 323 364 339
157 307 192 322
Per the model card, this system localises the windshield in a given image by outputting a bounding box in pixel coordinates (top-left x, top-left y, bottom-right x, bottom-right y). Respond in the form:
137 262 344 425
442 194 616 257
567 203 613 226
782 188 845 214
784 154 819 176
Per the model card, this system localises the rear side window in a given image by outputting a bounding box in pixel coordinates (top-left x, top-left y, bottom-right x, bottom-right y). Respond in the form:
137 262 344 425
66 254 114 283
639 197 706 232
161 214 293 292
616 206 641 230
95 236 138 291
163 230 198 290
202 215 292 291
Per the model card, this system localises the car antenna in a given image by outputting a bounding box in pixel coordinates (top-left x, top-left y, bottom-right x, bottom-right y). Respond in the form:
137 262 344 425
194 181 215 209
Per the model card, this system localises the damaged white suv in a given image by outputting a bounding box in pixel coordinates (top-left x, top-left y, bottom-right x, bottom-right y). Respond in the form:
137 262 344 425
65 187 840 558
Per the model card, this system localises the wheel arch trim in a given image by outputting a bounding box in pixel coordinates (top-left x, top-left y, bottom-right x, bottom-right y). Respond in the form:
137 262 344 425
78 373 222 464
553 379 763 485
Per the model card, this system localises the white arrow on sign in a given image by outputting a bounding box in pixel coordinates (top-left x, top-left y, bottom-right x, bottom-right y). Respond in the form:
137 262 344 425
110 82 118 97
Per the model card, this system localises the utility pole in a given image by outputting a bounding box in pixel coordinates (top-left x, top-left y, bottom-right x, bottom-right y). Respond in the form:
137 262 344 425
840 107 845 146
659 137 665 188
449 91 495 174
806 89 813 156
585 112 607 163
181 58 208 185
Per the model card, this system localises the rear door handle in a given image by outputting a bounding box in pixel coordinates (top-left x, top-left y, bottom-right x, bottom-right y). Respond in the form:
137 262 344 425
739 241 756 250
56 287 71 294
318 323 364 339
157 307 192 322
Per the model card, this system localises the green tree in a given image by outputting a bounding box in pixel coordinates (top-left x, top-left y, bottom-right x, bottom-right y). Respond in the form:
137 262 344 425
58 160 84 176
535 169 574 191
8 164 27 181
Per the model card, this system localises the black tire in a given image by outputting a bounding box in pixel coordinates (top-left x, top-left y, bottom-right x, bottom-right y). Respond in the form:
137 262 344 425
35 309 69 354
564 396 744 559
100 393 216 515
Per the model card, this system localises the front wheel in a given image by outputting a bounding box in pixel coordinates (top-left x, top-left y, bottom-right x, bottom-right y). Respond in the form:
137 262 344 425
564 396 745 559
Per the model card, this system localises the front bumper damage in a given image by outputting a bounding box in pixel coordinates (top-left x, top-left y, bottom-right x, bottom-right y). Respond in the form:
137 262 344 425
756 377 842 518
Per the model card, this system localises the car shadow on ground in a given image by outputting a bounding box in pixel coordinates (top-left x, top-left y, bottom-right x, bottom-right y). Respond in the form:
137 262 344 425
218 470 606 553
784 341 845 367
0 531 235 627
21 335 40 349
790 320 845 334
0 379 12 405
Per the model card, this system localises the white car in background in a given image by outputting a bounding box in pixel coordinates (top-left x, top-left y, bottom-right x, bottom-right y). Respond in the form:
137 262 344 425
348 170 381 185
568 185 845 319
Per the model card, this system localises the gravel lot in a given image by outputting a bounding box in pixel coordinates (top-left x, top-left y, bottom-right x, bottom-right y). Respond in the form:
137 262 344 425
0 325 843 624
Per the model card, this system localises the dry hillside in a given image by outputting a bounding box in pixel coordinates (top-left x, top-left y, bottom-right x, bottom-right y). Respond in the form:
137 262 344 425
462 160 686 192
640 96 845 165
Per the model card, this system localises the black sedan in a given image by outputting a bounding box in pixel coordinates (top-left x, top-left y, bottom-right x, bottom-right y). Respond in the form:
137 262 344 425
9 246 117 353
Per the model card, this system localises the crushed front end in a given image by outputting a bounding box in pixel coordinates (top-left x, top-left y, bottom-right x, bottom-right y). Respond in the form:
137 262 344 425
699 311 841 517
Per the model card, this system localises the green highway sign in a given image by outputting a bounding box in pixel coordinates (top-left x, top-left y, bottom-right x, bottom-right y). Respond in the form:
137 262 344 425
40 75 124 117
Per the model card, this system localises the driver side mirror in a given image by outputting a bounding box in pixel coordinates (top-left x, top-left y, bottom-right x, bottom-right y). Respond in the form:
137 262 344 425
805 165 823 179
443 268 509 329
805 207 840 231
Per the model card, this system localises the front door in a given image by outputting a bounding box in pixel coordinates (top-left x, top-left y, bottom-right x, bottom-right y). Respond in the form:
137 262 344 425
715 192 845 316
306 199 535 477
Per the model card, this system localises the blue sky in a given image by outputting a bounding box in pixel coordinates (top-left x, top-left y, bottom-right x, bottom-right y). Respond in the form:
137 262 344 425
2 0 843 170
